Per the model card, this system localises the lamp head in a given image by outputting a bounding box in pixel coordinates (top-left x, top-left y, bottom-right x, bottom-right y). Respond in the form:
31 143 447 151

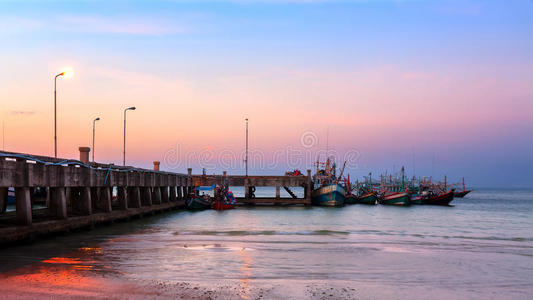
95 117 100 121
127 106 136 111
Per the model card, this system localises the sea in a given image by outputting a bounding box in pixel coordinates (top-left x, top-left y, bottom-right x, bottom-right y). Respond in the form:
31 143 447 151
0 188 532 299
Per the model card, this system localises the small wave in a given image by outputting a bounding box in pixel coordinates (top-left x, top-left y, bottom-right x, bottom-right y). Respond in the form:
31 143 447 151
173 230 350 236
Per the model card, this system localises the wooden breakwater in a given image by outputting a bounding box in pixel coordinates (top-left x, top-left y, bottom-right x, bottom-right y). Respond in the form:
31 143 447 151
0 150 312 245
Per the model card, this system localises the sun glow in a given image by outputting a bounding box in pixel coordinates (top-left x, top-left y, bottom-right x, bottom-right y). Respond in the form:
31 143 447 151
62 68 74 79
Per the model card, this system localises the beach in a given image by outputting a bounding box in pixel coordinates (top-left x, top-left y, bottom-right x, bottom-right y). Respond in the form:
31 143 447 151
1 189 532 299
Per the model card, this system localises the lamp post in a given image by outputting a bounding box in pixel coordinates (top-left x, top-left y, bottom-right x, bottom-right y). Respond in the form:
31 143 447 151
92 117 100 162
245 118 248 176
53 69 72 158
123 106 136 166
54 72 64 158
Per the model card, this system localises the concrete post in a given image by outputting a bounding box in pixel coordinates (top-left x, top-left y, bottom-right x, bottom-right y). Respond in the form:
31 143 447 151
153 161 160 171
79 147 90 164
50 187 67 219
161 187 170 203
176 185 183 200
15 187 32 225
0 187 7 214
118 187 128 210
80 187 92 215
90 187 99 212
244 178 249 199
99 187 112 212
128 187 142 208
152 187 162 204
169 186 177 202
306 169 312 204
142 187 152 206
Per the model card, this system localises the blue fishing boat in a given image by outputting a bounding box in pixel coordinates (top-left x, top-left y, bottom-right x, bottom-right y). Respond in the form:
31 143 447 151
311 157 345 207
312 183 345 206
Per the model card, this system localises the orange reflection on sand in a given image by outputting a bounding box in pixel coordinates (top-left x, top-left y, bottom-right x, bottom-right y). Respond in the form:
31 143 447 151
238 247 253 299
42 257 81 264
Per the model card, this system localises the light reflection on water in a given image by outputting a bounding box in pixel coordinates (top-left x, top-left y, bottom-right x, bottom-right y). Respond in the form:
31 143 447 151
0 189 532 299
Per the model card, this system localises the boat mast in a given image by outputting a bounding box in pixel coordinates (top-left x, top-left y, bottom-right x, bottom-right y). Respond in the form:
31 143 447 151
462 177 465 192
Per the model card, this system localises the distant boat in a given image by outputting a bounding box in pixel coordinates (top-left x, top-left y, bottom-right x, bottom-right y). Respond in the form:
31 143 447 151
380 192 411 206
187 185 215 210
423 190 455 206
454 177 471 198
343 174 357 204
357 191 378 205
344 193 358 204
187 194 212 210
311 157 346 207
212 186 236 211
410 194 425 205
312 184 345 207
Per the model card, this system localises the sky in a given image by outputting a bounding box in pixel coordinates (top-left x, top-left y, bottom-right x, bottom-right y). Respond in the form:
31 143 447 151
0 0 532 188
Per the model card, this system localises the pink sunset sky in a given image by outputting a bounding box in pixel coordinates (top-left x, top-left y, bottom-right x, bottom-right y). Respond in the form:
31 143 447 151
1 0 532 187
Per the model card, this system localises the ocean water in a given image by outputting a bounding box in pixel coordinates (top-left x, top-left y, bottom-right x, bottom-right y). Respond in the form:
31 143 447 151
0 189 532 299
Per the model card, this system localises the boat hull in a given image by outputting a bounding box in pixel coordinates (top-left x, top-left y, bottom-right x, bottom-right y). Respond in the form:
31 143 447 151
423 191 455 206
312 184 345 207
186 197 212 210
410 195 424 205
212 201 235 211
454 190 471 198
344 194 358 204
380 192 411 206
357 192 378 205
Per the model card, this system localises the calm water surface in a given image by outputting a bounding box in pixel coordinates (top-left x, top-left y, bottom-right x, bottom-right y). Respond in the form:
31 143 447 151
0 189 532 299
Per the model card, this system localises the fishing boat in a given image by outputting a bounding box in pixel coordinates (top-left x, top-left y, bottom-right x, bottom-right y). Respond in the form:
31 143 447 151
187 194 212 210
380 192 411 206
311 157 345 207
423 190 455 206
343 174 358 204
344 193 358 204
212 184 236 211
410 194 425 205
312 184 345 207
187 184 215 210
454 177 471 198
357 191 378 205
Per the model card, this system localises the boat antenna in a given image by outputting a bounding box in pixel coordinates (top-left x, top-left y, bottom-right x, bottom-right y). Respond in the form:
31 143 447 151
326 126 329 157
412 146 415 177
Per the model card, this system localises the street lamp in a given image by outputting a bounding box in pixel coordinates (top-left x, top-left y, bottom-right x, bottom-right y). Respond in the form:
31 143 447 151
92 117 100 162
123 106 136 166
53 69 73 158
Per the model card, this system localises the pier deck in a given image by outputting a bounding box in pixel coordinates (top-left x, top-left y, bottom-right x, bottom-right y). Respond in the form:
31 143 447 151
0 150 312 245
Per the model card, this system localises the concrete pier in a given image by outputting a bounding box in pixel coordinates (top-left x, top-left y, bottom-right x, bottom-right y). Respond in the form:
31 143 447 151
0 150 190 245
0 149 312 246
